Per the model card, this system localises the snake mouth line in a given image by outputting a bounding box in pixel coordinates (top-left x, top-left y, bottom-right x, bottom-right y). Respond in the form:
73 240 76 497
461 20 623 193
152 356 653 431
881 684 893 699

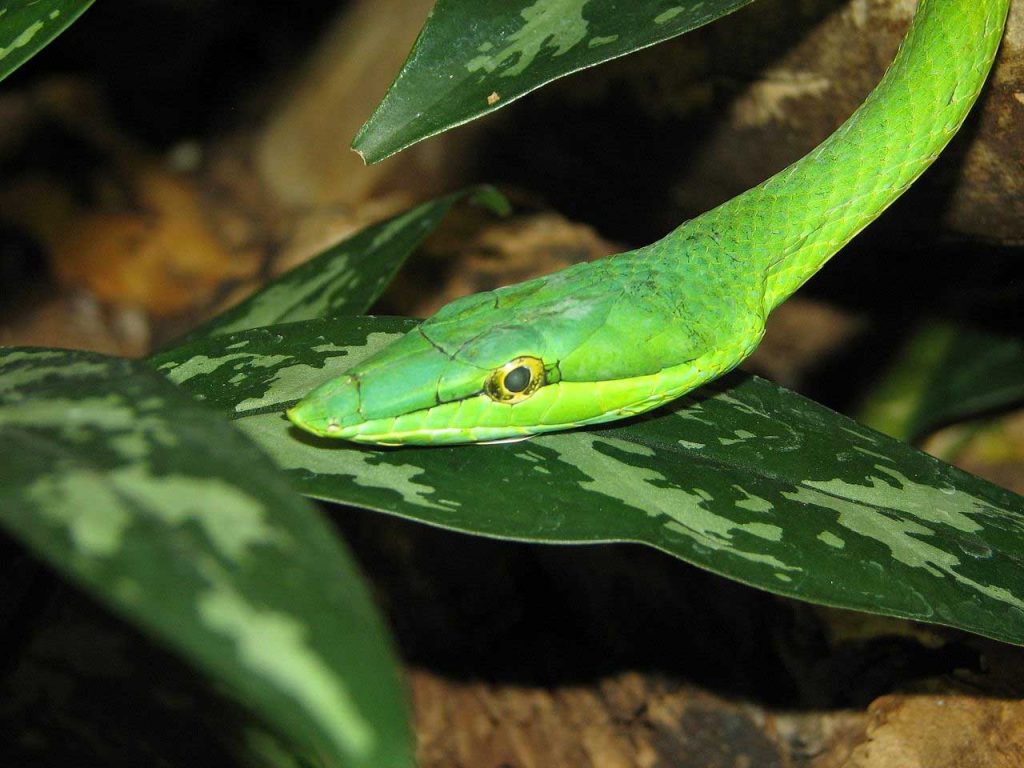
288 345 748 446
288 387 677 447
287 400 555 446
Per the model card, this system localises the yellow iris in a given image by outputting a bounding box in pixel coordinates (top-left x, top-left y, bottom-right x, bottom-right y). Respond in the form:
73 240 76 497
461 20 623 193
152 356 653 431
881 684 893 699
484 356 546 403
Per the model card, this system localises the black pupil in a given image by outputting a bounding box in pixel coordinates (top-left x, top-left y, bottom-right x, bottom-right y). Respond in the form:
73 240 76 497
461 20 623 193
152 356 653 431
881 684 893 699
504 366 532 393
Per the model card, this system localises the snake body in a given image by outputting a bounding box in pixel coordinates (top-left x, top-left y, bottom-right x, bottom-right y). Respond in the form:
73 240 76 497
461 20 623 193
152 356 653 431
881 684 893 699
289 0 1010 446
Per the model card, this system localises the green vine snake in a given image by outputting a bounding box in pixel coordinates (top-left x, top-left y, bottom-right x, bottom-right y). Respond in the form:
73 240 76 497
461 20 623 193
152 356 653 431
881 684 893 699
288 0 1010 446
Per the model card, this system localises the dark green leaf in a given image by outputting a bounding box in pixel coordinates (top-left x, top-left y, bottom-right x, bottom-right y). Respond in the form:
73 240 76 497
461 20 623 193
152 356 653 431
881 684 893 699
859 322 1024 442
0 572 317 768
184 186 508 342
0 348 413 768
0 0 95 82
354 0 756 162
153 317 1024 646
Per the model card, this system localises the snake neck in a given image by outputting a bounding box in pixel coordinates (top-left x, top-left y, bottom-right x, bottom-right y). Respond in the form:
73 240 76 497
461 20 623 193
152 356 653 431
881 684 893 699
671 0 1008 314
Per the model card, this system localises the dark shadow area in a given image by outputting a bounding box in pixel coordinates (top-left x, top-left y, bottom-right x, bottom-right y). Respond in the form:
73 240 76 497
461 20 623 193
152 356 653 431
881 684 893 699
333 506 986 711
0 512 990 768
470 0 846 245
798 237 1024 419
0 538 301 768
4 0 348 145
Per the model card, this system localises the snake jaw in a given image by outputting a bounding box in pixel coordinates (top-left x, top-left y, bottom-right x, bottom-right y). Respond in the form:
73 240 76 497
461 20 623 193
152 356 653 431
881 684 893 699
286 348 731 446
286 324 512 442
286 311 761 445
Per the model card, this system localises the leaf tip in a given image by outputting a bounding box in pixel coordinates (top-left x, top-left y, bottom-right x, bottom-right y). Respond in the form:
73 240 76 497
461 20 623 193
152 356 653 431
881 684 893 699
469 185 512 217
351 118 393 166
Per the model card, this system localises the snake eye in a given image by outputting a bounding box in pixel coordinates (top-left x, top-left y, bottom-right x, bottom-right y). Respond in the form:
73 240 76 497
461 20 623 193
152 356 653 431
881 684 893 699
485 356 546 403
504 366 531 392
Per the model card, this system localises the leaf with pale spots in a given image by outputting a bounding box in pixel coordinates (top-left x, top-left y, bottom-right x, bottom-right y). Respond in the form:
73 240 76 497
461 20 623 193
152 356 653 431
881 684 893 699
0 348 413 768
354 0 756 162
0 0 95 82
182 186 508 342
154 316 1024 645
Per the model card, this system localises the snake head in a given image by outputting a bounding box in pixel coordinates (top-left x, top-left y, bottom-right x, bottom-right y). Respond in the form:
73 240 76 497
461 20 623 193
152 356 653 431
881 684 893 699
285 317 560 445
287 255 755 445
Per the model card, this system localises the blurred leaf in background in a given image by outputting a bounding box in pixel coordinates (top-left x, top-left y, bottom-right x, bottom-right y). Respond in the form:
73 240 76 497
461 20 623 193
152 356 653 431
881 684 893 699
185 186 509 341
0 348 413 768
860 321 1024 444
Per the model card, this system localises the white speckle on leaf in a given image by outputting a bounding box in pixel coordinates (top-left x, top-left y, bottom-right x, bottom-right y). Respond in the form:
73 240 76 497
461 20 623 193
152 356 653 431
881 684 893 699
654 7 684 24
235 333 401 413
0 360 107 395
0 349 64 366
839 424 878 444
783 483 1024 610
718 429 757 446
734 486 774 513
546 434 796 570
853 445 892 463
163 353 254 384
467 0 590 78
0 395 135 433
817 531 845 549
805 467 986 534
29 471 131 556
0 21 44 62
235 414 449 511
198 583 374 758
248 354 291 370
311 342 350 353
111 468 287 561
235 359 346 412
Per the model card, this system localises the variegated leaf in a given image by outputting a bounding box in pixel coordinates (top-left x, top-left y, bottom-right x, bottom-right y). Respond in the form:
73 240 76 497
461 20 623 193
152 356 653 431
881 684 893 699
354 0 756 162
184 186 508 342
0 348 413 768
0 0 95 82
0 577 321 767
152 317 1024 646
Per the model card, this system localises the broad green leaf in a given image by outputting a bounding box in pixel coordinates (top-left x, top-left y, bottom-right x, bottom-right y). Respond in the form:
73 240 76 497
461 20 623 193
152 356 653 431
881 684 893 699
354 0 756 162
860 322 1024 443
0 0 95 82
184 186 508 342
0 570 316 768
0 348 413 768
152 317 1024 646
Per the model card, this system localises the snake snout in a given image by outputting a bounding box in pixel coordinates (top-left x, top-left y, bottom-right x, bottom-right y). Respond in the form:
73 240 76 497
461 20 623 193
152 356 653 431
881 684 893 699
287 374 362 437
